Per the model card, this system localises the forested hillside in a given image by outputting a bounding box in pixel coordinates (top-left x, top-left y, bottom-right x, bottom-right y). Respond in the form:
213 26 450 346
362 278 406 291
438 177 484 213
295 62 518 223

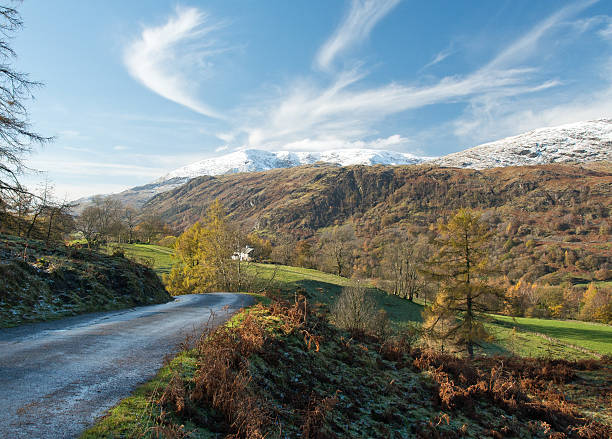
145 163 611 236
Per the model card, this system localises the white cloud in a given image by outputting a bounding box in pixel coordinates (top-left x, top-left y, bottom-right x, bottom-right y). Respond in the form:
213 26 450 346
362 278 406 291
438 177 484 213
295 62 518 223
422 45 454 70
450 2 612 144
27 159 166 178
486 0 597 70
59 130 82 139
63 145 94 153
245 64 552 149
124 7 224 118
215 132 235 143
215 145 229 152
113 145 129 151
54 183 133 202
275 134 411 152
316 0 400 71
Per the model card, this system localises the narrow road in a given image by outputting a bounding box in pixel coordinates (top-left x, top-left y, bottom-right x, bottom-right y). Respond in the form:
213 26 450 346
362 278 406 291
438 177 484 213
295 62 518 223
0 293 254 439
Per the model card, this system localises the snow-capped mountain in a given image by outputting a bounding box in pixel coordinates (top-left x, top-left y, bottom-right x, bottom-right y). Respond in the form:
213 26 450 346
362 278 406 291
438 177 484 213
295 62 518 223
434 119 612 169
157 148 427 183
73 119 612 210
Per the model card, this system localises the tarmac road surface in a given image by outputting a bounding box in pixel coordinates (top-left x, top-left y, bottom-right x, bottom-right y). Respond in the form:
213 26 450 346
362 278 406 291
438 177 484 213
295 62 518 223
0 293 254 439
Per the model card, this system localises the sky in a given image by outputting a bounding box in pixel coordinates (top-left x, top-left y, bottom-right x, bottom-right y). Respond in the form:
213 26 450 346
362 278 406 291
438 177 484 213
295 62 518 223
12 0 612 199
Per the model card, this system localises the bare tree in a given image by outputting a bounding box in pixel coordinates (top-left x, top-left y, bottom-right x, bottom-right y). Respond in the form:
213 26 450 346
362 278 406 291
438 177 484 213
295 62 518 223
0 5 51 200
76 196 123 247
123 206 138 243
25 178 52 238
43 196 75 244
382 233 427 301
319 224 359 277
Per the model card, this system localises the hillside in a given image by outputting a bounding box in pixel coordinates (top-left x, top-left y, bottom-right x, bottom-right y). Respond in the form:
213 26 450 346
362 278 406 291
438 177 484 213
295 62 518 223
144 162 612 235
83 297 612 438
0 235 172 327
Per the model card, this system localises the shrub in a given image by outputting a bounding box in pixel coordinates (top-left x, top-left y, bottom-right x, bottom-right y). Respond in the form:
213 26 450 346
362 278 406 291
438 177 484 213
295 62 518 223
331 283 380 336
594 268 612 281
108 244 125 258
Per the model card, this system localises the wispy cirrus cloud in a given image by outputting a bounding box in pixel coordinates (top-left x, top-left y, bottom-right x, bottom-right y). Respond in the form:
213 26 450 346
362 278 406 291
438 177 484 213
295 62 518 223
122 0 606 161
316 0 400 71
485 0 597 70
244 0 603 152
245 66 544 149
421 45 455 70
124 7 225 119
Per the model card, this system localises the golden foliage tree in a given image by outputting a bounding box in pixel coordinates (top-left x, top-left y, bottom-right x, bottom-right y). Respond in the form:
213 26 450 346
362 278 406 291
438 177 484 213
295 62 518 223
580 283 612 324
165 200 246 295
423 209 499 357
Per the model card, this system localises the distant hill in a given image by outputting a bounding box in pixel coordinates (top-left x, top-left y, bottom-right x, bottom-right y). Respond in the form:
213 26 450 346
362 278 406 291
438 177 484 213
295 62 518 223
158 148 428 182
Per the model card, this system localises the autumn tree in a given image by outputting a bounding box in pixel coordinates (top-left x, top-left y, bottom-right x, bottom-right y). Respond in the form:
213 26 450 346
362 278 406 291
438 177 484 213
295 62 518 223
580 283 612 324
423 209 499 358
136 213 166 243
164 200 248 295
294 240 315 268
246 232 272 262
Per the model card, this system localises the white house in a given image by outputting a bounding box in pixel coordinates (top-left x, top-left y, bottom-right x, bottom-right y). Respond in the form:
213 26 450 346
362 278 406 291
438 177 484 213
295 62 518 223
231 246 254 262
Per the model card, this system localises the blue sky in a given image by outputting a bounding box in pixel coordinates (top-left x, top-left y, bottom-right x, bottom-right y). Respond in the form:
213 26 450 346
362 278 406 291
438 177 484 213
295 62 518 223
14 0 612 199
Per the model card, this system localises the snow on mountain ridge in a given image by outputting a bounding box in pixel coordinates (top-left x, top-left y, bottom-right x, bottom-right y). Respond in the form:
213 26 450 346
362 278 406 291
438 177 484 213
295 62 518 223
434 118 612 169
157 148 428 182
73 119 612 210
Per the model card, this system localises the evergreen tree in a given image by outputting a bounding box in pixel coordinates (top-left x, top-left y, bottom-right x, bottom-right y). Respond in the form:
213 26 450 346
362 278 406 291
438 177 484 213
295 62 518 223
423 209 499 357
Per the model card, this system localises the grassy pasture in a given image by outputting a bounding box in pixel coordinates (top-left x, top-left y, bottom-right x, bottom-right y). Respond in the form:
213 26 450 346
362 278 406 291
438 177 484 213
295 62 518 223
117 243 611 359
106 243 174 275
490 314 612 356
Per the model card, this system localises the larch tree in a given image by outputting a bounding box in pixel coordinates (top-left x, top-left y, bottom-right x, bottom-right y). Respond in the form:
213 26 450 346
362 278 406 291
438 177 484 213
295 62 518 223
165 199 246 295
423 209 499 358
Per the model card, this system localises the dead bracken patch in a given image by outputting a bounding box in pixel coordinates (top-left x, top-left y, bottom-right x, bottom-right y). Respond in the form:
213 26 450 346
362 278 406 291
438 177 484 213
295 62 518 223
152 297 611 438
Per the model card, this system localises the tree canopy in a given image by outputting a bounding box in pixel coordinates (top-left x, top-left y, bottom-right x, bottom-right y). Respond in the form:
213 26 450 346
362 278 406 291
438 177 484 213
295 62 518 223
423 209 500 357
165 200 246 295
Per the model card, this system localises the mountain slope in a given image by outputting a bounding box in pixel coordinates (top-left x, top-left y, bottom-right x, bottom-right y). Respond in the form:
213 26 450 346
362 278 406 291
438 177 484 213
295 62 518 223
435 119 612 169
144 162 612 234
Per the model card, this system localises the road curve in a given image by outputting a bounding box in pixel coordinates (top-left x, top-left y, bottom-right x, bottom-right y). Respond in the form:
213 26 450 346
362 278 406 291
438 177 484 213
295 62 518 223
0 293 254 439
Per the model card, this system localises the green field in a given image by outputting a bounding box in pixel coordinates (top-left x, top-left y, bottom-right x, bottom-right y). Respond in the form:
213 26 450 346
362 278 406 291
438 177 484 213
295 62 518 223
490 314 612 356
107 243 174 275
119 244 611 359
252 263 424 326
